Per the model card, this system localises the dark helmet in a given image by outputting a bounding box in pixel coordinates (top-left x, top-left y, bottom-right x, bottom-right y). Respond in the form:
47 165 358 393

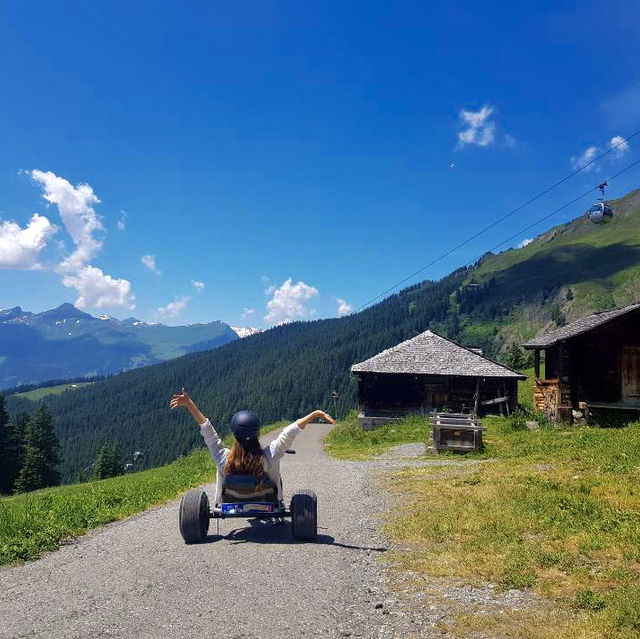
230 409 261 441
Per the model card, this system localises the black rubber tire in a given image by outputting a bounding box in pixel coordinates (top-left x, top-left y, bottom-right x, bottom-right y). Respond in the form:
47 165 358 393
290 489 317 541
179 489 210 544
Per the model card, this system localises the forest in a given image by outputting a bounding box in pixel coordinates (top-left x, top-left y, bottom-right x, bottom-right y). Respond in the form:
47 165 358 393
5 269 470 483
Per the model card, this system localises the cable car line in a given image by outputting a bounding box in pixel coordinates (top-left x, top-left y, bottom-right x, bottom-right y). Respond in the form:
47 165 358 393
355 128 640 312
463 157 640 267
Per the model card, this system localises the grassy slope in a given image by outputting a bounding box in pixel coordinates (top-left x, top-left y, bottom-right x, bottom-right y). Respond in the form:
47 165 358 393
0 420 288 566
469 188 640 343
388 418 640 639
15 381 95 401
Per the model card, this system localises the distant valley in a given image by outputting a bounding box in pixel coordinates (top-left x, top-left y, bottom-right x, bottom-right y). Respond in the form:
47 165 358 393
0 302 260 389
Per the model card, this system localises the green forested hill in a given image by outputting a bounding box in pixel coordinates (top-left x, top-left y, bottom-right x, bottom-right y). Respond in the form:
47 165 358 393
8 187 640 482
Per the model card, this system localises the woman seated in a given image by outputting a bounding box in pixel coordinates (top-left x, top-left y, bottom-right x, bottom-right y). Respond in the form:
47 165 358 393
169 388 335 505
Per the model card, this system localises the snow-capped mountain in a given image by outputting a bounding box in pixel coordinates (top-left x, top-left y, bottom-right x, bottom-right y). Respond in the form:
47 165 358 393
0 303 239 389
231 326 262 338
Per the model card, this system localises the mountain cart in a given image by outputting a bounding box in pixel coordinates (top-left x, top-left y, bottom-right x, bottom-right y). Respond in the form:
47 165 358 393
178 472 317 544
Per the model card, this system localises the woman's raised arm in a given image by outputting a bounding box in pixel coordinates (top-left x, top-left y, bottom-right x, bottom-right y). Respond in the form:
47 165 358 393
296 410 336 429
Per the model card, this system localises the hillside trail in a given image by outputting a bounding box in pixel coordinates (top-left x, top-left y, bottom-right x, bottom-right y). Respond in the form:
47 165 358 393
0 424 517 639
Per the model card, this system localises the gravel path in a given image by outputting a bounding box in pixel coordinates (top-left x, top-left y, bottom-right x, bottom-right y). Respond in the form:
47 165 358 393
0 426 532 639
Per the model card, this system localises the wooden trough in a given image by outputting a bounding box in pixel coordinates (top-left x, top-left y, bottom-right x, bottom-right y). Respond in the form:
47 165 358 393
429 412 485 454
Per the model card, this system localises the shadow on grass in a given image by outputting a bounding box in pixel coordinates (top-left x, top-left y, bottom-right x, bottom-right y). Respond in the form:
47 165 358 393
204 519 387 551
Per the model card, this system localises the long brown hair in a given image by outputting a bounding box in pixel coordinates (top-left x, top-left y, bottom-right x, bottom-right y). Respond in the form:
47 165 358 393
225 437 265 481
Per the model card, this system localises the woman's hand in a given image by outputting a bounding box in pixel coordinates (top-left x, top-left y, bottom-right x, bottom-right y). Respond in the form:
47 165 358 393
297 410 336 429
169 388 193 410
169 388 208 426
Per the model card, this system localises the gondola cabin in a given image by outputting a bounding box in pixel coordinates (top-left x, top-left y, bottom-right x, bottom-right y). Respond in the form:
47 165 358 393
522 303 640 422
587 201 613 224
351 330 525 429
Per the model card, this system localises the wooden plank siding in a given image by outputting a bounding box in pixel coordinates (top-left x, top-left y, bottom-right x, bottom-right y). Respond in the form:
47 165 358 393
357 372 518 417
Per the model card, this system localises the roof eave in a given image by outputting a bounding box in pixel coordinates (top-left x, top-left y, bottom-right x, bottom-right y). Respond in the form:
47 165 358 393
351 367 526 380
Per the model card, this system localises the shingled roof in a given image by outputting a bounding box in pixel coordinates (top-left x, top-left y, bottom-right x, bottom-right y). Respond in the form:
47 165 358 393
522 303 640 349
351 330 525 379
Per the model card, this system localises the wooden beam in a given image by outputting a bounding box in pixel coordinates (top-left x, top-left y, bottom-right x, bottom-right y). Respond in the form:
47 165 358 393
534 349 541 379
480 396 509 405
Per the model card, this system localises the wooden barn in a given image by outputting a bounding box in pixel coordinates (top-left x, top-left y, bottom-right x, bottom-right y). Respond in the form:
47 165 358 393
523 303 640 422
351 330 525 429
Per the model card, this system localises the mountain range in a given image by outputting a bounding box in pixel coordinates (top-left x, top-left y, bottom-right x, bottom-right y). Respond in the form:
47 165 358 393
5 186 640 482
0 303 259 389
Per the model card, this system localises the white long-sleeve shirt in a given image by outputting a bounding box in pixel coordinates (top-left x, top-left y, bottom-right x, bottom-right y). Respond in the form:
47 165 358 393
200 419 302 505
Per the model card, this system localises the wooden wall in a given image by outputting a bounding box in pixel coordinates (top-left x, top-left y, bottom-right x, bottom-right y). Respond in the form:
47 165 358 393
541 310 640 408
357 372 518 416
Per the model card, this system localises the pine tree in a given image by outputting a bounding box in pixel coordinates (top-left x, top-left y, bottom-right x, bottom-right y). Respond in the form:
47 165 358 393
505 342 525 371
5 412 30 492
0 393 11 494
109 443 123 477
93 442 124 479
15 403 60 493
93 442 111 480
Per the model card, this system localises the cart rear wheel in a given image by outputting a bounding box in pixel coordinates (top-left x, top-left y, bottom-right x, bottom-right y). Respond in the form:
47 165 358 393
290 489 317 540
179 489 210 544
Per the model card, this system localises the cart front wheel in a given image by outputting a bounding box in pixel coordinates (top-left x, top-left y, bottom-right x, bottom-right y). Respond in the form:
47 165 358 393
179 489 210 544
290 489 317 541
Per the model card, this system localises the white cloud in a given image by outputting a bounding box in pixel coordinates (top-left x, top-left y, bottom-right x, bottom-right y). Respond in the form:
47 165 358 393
457 106 496 147
609 135 630 158
504 134 517 148
264 278 319 325
62 265 135 310
571 145 600 171
242 307 255 317
27 169 136 310
192 280 205 291
336 298 354 316
117 210 127 231
0 213 57 269
141 254 161 275
30 170 104 271
518 238 533 248
157 296 190 320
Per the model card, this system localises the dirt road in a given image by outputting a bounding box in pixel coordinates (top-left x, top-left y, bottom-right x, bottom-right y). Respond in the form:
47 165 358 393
1 424 417 639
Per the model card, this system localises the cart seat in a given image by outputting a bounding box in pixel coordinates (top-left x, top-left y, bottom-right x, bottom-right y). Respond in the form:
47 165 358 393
221 474 278 503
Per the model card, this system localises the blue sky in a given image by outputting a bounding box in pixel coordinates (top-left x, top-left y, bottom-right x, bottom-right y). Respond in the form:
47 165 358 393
0 1 639 327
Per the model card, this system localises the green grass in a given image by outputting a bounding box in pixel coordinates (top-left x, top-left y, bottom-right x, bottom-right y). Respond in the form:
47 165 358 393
0 419 289 566
16 382 95 401
324 411 429 459
384 417 640 639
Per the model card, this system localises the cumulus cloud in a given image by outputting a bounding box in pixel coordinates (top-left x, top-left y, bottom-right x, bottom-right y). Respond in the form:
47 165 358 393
117 210 127 231
336 298 354 316
264 278 319 325
0 214 57 269
157 296 190 320
26 169 135 310
192 280 205 291
61 265 135 310
457 106 496 147
571 145 600 171
30 170 104 271
518 238 533 248
609 135 630 158
242 307 255 318
141 254 161 275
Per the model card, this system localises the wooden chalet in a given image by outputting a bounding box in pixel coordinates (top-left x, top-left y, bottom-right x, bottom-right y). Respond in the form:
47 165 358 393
351 330 525 429
522 303 640 421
